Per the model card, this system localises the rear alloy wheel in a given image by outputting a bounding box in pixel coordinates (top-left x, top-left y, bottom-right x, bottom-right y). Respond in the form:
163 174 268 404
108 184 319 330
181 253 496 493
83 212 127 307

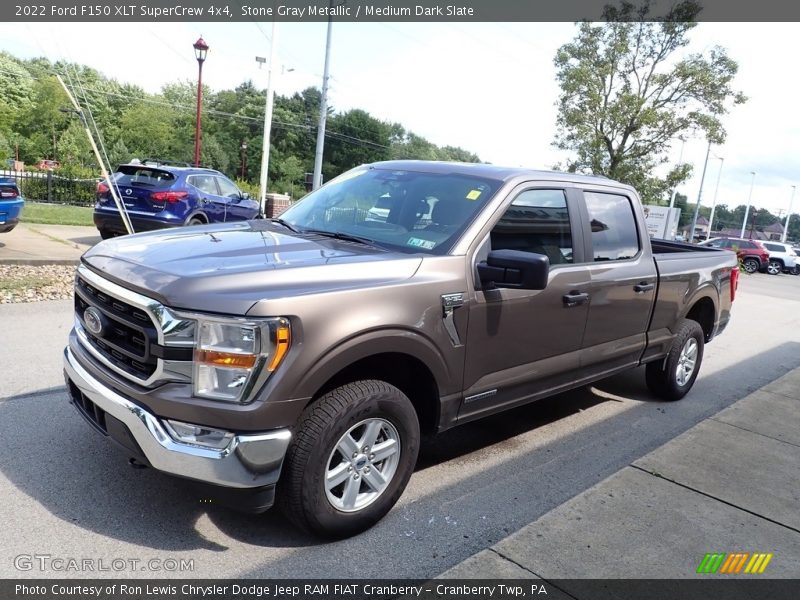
278 380 420 538
187 217 205 226
742 258 759 274
646 318 705 401
766 260 782 275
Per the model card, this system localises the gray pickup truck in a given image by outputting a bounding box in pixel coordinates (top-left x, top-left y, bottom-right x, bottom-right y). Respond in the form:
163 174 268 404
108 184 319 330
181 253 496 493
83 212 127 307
63 161 739 537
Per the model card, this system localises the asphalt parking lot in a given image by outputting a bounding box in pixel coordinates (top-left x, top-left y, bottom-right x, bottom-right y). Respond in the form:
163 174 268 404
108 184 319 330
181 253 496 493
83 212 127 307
0 272 798 579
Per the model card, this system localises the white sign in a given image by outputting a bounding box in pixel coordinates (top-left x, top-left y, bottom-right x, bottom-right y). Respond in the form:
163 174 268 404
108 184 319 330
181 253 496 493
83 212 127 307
643 205 681 239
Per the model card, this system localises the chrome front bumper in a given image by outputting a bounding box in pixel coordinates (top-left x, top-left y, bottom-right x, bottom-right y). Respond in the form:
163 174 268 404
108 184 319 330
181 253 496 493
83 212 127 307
63 345 292 490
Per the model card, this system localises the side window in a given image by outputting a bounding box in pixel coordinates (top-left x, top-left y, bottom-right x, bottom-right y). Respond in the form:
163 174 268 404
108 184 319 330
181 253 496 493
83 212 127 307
216 177 241 199
490 189 573 266
706 239 723 248
189 175 218 196
764 243 779 252
583 191 640 261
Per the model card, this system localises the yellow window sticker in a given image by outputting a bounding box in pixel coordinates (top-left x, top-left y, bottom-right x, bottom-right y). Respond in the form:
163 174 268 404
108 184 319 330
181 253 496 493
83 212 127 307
466 189 482 200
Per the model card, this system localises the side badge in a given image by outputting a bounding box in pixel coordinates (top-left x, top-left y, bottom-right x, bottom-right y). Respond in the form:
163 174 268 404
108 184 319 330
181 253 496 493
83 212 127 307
441 293 465 347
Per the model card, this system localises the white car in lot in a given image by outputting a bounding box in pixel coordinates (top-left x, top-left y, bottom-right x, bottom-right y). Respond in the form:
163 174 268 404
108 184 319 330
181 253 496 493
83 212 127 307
760 241 799 275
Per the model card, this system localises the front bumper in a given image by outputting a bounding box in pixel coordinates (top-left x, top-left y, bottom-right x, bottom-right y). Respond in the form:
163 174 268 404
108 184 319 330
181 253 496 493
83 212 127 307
63 345 292 492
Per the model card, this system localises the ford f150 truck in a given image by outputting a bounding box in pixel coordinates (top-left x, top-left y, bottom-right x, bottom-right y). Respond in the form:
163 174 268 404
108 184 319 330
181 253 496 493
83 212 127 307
63 161 738 538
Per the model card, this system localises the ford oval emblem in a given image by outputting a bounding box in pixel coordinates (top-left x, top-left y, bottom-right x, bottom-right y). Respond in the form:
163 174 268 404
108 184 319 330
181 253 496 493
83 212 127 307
125 189 132 196
83 307 104 336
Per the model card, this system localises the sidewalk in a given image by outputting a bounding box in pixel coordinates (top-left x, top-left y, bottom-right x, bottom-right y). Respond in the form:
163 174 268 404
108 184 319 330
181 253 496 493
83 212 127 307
0 222 99 264
441 368 800 582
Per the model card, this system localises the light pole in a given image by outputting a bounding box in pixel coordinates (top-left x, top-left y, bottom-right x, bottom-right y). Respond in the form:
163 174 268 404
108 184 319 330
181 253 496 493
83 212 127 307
240 141 248 180
193 36 209 167
706 155 724 237
739 171 756 238
313 1 334 191
257 21 279 216
782 185 796 243
689 140 712 242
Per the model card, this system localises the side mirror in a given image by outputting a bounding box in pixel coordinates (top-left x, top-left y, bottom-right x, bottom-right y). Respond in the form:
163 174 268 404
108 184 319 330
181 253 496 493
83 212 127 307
477 249 549 290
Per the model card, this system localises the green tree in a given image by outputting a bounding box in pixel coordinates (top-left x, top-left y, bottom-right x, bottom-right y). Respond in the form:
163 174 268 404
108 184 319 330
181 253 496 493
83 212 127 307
553 0 745 203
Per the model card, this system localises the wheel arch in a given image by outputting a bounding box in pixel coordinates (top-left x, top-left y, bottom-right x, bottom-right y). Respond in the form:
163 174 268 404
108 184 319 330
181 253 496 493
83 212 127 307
293 330 451 435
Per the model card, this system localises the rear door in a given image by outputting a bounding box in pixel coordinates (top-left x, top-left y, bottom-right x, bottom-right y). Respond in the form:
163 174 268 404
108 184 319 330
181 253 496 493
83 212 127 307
112 166 176 215
578 189 658 377
460 185 592 419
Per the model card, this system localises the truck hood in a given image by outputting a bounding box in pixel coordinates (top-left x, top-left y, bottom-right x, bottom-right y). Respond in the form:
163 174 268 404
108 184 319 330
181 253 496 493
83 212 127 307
81 221 422 315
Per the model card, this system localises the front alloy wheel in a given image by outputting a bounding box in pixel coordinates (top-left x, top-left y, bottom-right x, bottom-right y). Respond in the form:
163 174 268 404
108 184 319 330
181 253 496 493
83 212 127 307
325 418 401 512
675 338 698 386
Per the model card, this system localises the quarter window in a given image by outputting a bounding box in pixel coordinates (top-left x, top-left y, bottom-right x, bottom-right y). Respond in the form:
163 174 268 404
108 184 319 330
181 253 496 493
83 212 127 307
491 189 573 265
584 191 640 261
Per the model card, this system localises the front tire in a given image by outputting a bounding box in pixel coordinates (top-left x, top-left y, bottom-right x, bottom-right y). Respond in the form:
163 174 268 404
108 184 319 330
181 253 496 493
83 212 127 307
646 319 705 401
278 380 420 538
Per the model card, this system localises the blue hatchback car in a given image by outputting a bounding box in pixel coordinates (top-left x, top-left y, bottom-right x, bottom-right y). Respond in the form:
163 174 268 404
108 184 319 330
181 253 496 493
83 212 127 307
0 177 24 233
94 161 261 239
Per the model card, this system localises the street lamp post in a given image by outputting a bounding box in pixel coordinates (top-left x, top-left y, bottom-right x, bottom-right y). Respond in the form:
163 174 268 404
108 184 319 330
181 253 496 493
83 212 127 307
782 185 796 243
689 140 712 242
193 36 209 167
706 155 724 237
739 171 756 239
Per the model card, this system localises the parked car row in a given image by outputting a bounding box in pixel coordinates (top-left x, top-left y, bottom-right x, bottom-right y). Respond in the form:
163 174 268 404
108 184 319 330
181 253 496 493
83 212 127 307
699 237 799 275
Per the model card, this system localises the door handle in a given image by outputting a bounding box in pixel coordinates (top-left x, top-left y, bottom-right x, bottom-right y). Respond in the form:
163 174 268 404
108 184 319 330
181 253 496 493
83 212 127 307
563 291 589 307
634 282 655 293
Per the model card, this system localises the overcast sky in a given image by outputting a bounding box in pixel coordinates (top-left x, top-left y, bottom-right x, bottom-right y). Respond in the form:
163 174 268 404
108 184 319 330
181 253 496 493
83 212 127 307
2 21 798 222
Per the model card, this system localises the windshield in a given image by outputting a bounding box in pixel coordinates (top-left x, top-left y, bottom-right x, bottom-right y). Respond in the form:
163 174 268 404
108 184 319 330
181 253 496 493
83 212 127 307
280 167 500 255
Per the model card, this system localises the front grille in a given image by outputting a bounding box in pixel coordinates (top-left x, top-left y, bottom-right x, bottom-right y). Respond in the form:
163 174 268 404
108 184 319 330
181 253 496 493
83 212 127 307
75 274 158 380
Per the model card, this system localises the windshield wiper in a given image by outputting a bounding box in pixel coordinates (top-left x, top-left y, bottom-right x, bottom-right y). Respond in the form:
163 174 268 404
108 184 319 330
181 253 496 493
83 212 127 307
271 218 300 233
300 228 385 249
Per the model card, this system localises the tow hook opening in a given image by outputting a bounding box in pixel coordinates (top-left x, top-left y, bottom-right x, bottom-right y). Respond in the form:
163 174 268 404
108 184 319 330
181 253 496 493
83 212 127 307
128 457 148 470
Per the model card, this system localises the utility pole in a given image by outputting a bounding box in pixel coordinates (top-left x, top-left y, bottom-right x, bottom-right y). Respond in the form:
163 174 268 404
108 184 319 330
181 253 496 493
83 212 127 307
313 1 334 191
258 22 279 217
782 185 796 243
689 140 711 243
748 208 758 240
740 171 756 238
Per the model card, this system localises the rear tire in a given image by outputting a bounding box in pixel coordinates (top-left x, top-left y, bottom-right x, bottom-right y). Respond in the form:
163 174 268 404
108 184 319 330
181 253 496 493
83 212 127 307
278 380 420 538
646 319 705 402
99 229 116 240
766 259 782 275
187 217 205 226
742 258 759 274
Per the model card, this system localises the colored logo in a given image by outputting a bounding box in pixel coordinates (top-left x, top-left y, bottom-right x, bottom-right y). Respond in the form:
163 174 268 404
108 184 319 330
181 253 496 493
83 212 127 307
696 552 773 574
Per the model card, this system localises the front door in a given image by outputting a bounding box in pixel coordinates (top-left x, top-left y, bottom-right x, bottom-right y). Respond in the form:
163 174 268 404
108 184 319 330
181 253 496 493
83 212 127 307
460 186 592 420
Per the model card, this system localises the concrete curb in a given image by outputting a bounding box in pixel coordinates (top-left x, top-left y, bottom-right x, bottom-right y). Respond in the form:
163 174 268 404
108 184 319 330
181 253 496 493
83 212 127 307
440 367 800 580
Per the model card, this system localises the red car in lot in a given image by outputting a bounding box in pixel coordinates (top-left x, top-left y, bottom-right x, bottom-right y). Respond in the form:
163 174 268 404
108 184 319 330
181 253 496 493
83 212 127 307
699 237 770 273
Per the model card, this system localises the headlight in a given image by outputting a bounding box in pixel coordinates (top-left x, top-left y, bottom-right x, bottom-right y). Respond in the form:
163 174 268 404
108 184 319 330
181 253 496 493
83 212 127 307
193 317 291 402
